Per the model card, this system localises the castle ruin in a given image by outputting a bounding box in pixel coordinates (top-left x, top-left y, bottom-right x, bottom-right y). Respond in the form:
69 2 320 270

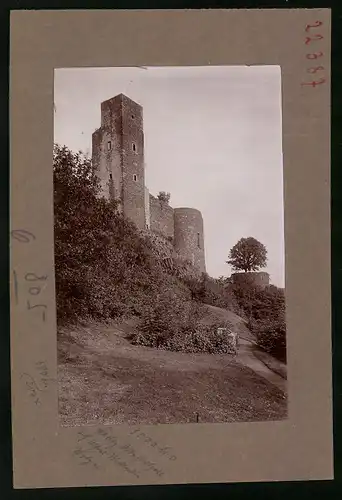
231 271 270 289
92 93 206 273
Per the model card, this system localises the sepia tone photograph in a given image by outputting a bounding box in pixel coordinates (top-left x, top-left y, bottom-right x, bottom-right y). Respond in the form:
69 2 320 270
54 65 287 427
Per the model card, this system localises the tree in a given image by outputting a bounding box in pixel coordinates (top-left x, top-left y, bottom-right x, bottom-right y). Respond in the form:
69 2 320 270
227 237 267 273
157 191 171 204
53 144 161 323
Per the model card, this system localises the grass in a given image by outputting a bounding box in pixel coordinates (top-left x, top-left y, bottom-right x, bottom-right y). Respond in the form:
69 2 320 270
252 346 287 380
58 318 287 426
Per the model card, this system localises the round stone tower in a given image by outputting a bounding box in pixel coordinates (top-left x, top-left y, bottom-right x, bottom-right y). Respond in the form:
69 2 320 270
231 271 270 289
173 207 206 273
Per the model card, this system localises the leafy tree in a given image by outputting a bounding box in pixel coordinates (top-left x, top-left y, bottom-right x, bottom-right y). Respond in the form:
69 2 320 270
227 237 267 273
53 144 202 329
157 191 171 204
53 144 162 323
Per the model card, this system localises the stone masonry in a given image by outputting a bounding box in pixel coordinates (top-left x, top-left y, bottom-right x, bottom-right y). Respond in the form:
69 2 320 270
92 93 206 274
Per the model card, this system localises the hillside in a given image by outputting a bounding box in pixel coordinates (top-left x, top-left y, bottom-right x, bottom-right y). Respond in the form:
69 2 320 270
58 312 287 427
201 304 255 342
54 144 287 424
53 145 247 355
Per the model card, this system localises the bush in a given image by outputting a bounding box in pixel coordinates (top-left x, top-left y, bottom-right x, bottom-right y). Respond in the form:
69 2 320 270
54 144 172 324
231 281 287 361
54 143 243 357
181 272 239 312
165 323 238 354
157 191 171 204
132 293 202 347
249 318 286 362
132 293 237 354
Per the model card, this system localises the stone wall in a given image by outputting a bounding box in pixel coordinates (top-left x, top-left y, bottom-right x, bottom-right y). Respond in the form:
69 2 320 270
120 94 146 229
92 94 146 229
173 208 206 273
92 96 125 204
231 271 270 289
144 187 151 228
149 194 174 240
92 93 207 273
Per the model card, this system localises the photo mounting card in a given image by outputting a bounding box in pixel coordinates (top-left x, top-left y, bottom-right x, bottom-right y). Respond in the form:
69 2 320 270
10 8 332 488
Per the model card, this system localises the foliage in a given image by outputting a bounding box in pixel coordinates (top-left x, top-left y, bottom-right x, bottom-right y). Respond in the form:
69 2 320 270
181 272 239 312
54 144 244 356
251 318 286 362
54 144 167 324
231 280 286 361
165 323 238 354
250 285 285 323
157 191 171 204
227 237 267 272
131 293 203 348
131 293 237 354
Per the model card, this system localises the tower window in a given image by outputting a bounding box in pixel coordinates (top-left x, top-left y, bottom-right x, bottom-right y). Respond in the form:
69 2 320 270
197 232 201 248
107 141 112 151
131 114 134 119
109 174 113 180
133 174 137 182
132 143 136 152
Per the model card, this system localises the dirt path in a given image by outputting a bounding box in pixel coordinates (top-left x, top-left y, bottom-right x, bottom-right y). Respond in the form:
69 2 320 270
236 339 286 392
204 305 287 392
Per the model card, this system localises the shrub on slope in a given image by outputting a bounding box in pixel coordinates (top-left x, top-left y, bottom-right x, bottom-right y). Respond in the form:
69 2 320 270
54 144 177 324
54 144 239 355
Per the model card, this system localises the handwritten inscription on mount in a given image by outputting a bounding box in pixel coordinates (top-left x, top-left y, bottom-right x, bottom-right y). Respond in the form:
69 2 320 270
302 20 327 88
73 427 177 478
11 230 53 405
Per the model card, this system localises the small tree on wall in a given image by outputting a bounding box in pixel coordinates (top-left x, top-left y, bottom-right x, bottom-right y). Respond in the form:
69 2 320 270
227 237 267 273
157 191 171 204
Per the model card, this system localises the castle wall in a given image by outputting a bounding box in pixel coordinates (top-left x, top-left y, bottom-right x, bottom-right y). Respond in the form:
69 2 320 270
149 194 174 240
120 95 146 229
92 94 146 229
144 187 151 228
92 94 207 274
92 98 124 202
91 129 106 192
231 271 270 289
173 208 206 273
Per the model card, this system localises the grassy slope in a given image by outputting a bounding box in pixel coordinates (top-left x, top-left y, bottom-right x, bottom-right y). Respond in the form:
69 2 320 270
58 313 287 427
202 304 255 341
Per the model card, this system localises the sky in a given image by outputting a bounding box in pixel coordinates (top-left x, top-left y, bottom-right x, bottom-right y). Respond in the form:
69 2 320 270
54 66 285 287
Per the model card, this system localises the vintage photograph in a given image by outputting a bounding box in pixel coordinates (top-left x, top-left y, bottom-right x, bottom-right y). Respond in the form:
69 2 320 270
54 65 287 427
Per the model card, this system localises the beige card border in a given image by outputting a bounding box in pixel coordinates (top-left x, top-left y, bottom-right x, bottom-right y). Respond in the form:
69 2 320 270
10 9 333 488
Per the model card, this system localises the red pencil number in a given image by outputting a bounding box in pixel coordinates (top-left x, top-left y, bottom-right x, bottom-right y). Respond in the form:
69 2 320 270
305 21 323 32
302 21 326 88
306 51 324 60
301 78 326 88
307 66 324 74
305 34 324 45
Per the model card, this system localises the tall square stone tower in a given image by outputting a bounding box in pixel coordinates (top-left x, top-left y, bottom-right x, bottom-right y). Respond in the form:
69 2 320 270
92 93 146 229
